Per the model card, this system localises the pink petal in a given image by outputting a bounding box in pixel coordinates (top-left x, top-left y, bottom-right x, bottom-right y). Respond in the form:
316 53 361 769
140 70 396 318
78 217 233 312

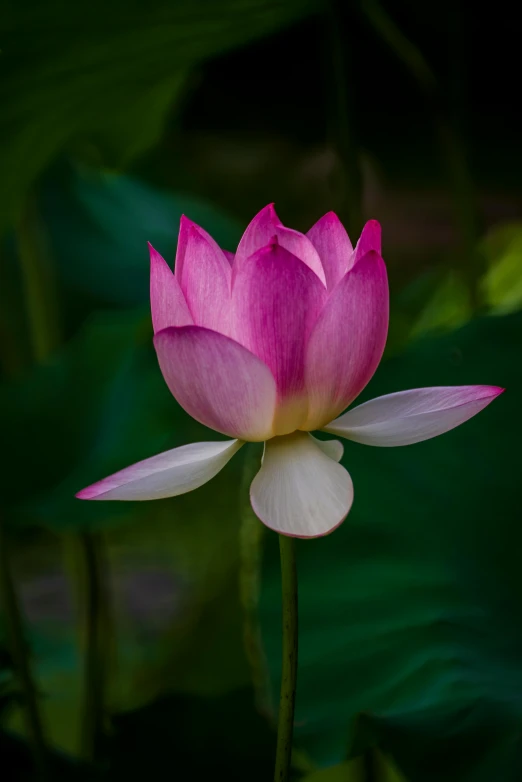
76 439 243 501
223 250 235 265
249 431 353 538
232 242 327 434
323 386 504 446
303 251 389 430
149 244 193 334
234 204 280 265
235 204 326 283
352 219 382 266
274 226 326 283
154 326 277 441
174 216 231 334
306 211 354 289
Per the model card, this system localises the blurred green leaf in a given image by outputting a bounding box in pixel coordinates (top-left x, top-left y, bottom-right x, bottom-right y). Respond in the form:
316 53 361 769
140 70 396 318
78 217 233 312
408 270 472 340
0 307 173 529
260 311 522 779
39 164 243 304
0 304 257 750
3 485 253 753
0 0 319 232
480 222 522 315
387 268 472 355
389 223 522 356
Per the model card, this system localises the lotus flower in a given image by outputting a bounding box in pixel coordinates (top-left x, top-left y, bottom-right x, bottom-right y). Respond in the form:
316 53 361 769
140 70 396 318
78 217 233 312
76 205 503 537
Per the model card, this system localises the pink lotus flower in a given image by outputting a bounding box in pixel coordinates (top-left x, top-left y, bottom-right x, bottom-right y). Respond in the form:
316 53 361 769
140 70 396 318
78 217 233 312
77 205 503 537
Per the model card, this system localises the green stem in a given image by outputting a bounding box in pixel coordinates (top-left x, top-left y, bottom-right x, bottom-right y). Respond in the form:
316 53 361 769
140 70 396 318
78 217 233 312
0 516 49 779
239 445 273 719
273 534 298 782
77 532 107 763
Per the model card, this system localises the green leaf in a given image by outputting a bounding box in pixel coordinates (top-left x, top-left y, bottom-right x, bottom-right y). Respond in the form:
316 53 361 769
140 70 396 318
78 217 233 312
0 306 197 530
0 305 258 752
408 270 472 340
39 164 243 304
386 268 472 356
480 222 522 315
259 311 522 779
0 0 319 232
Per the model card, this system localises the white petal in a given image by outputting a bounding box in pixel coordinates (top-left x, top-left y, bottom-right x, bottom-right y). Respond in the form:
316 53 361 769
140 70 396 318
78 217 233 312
323 386 504 447
309 435 344 462
250 432 353 538
77 440 243 501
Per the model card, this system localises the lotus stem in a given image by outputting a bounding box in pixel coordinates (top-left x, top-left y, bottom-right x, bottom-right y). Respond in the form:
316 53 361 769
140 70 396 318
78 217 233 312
273 533 298 782
0 516 49 779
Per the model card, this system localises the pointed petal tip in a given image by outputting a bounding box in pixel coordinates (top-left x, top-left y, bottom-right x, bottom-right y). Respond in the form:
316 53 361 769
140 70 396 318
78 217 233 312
179 214 202 235
148 243 168 266
463 384 505 401
360 218 382 239
75 485 102 501
254 202 278 220
322 210 341 222
353 220 382 263
264 202 282 224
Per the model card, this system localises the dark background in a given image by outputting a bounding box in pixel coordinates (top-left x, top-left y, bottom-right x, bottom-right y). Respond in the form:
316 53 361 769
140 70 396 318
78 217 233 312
1 2 521 780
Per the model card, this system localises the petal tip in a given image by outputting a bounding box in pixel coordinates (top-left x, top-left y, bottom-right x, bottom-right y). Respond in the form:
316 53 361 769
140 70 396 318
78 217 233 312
179 214 199 235
323 210 341 223
75 484 101 501
474 384 505 400
262 202 280 223
148 243 167 266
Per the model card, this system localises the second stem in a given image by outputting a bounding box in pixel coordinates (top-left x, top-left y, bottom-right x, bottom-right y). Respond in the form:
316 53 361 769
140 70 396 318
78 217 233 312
78 532 107 763
273 534 298 782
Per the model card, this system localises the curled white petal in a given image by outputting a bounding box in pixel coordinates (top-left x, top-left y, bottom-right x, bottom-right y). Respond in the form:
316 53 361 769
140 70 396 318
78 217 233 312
309 435 344 462
250 431 353 538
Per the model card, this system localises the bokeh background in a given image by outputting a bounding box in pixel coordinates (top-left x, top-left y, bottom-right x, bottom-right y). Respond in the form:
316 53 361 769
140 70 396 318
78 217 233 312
1 1 522 780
